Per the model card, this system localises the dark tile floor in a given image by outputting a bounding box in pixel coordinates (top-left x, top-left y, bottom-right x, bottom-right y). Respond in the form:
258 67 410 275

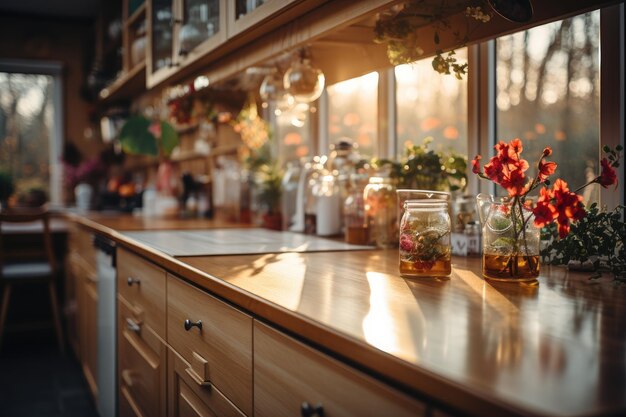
0 329 98 417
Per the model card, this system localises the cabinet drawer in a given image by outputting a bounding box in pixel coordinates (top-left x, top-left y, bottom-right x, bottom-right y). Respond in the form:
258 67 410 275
254 321 426 417
168 347 246 417
117 248 166 338
167 275 253 416
118 298 166 417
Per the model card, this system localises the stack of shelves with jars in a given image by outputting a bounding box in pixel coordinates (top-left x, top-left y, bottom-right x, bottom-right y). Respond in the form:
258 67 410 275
99 0 148 104
147 0 227 88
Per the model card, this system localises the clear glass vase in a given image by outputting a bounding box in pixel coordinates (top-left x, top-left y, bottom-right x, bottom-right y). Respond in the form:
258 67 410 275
476 193 540 282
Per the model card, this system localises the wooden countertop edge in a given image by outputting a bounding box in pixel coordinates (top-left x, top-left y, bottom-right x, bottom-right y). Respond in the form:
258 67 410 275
65 213 602 417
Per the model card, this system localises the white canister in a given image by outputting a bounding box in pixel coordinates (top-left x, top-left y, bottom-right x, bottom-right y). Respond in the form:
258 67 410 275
75 183 93 211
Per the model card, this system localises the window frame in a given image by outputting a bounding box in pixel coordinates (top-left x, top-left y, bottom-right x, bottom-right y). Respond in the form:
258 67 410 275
0 59 64 205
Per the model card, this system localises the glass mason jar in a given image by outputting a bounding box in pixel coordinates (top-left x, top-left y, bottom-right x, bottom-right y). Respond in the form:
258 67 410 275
476 193 540 282
364 177 397 248
344 173 369 245
399 200 452 277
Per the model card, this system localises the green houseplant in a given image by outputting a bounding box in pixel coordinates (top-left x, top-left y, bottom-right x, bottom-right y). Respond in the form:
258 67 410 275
0 170 15 208
119 116 180 197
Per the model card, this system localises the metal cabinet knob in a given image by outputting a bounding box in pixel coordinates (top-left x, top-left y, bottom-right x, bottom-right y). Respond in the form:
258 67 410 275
127 277 141 286
184 319 202 331
301 402 324 417
126 318 141 333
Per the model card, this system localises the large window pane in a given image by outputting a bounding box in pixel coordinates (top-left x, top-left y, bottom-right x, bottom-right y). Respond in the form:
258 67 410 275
0 72 54 200
496 11 600 203
327 72 378 157
395 48 468 158
274 100 312 165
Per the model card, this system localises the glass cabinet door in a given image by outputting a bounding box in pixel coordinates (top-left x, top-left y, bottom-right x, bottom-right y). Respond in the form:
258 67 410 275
178 0 222 55
235 0 268 20
151 0 174 73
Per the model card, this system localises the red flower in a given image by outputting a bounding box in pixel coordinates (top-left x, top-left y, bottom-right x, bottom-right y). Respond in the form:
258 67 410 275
597 158 618 189
552 179 586 238
538 160 557 182
501 168 527 196
542 147 552 157
533 187 557 228
471 155 482 174
484 156 504 183
399 234 415 252
510 138 523 154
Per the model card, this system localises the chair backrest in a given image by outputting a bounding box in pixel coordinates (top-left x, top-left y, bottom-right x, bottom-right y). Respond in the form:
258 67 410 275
0 207 57 279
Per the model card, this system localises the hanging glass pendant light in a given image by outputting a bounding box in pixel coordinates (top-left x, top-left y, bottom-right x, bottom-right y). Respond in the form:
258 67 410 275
283 49 325 103
259 69 286 102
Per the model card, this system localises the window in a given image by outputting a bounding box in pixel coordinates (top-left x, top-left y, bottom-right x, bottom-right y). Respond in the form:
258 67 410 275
395 48 468 158
327 72 378 157
0 62 63 205
273 99 312 165
495 11 600 203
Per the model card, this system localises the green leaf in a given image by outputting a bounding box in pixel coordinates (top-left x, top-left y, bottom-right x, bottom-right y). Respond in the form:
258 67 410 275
160 121 179 157
119 117 158 156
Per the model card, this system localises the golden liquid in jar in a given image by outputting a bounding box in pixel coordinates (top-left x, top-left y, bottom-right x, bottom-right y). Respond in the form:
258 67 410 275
345 225 369 245
399 256 451 277
482 253 540 281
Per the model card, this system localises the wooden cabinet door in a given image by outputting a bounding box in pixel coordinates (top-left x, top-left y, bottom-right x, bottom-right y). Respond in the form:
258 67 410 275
254 321 427 417
167 347 245 417
167 274 252 416
117 248 167 339
118 297 167 417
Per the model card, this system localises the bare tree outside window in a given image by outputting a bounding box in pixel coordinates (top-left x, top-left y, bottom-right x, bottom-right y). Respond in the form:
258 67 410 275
0 72 55 202
496 11 600 203
395 48 468 158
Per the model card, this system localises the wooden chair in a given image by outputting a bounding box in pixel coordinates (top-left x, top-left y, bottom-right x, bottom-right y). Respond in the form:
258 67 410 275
0 207 64 352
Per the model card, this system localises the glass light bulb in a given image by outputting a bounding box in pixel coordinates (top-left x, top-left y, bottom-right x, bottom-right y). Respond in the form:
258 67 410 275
283 58 325 103
259 70 285 102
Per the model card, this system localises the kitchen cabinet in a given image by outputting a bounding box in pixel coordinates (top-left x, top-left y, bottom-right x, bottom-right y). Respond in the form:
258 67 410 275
66 224 98 398
99 0 148 103
118 296 167 417
117 247 168 417
167 274 253 416
147 0 227 88
167 347 246 417
253 321 426 417
226 0 299 38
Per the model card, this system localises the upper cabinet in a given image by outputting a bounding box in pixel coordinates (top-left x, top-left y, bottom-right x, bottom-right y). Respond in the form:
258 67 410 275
226 0 299 38
147 0 227 88
99 0 148 104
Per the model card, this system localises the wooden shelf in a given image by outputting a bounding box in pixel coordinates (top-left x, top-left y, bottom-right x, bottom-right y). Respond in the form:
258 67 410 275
126 2 146 29
98 61 146 105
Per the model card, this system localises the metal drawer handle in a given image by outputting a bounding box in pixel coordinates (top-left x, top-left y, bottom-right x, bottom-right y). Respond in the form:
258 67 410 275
301 402 324 417
127 277 141 286
184 319 202 331
126 318 141 333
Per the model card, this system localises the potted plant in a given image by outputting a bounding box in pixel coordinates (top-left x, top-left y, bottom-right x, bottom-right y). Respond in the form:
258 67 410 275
119 116 180 195
255 162 283 231
471 138 620 282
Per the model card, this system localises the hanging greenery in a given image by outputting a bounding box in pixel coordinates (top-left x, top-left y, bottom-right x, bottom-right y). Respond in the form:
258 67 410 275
374 1 492 79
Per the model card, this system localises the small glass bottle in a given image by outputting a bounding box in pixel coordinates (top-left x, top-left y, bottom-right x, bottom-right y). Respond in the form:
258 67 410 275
399 200 452 277
364 177 397 248
344 173 369 245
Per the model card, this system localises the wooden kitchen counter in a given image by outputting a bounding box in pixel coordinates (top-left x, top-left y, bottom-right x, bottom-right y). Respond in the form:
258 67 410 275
66 212 626 417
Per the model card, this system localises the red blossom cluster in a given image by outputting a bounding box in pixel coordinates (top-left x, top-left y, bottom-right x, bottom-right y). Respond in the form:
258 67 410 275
472 137 620 240
534 179 585 238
